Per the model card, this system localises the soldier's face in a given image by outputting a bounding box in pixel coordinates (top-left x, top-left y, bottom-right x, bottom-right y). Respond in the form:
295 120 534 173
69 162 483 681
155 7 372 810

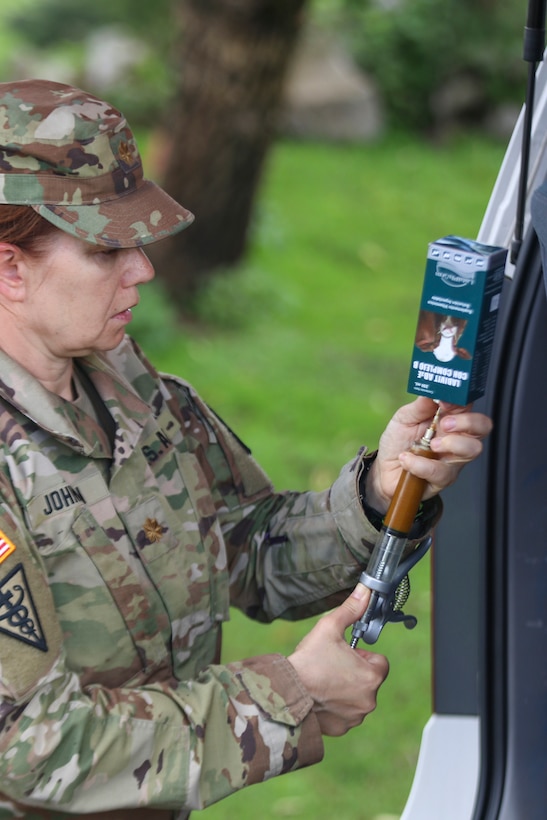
22 231 155 358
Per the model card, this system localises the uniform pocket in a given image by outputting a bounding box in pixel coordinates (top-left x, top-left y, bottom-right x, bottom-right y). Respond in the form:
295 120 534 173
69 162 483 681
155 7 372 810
34 507 148 687
122 475 230 649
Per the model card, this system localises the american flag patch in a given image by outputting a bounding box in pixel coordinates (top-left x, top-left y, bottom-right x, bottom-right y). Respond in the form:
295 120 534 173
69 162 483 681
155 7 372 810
0 532 16 565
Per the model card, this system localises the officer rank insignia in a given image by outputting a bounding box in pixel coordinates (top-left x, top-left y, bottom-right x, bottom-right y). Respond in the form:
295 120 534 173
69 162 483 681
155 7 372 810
0 562 48 651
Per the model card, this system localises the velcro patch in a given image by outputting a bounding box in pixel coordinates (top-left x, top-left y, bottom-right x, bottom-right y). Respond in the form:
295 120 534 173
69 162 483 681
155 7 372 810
0 530 16 565
0 562 48 651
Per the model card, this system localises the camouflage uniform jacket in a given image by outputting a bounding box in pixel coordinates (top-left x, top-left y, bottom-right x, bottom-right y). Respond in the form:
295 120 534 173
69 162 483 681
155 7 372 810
0 336 384 820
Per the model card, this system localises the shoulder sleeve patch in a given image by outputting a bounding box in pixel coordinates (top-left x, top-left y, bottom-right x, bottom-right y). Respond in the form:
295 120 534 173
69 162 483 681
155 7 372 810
0 519 63 699
0 562 47 652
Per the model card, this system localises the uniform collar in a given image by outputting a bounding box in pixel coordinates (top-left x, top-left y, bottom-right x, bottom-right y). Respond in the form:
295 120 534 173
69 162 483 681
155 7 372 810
0 338 158 459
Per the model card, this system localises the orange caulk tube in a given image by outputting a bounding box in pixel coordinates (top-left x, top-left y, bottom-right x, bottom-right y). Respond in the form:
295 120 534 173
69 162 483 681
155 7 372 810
350 406 441 647
384 409 441 533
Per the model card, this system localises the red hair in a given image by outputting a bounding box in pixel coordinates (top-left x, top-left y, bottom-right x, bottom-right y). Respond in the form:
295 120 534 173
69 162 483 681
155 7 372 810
0 205 57 254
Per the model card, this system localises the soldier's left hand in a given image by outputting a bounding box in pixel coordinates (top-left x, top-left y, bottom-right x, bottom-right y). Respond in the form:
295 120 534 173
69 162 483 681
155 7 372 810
365 396 492 513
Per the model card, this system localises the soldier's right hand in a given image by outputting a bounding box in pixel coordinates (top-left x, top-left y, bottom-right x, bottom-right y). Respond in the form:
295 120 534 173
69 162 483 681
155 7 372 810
287 583 389 736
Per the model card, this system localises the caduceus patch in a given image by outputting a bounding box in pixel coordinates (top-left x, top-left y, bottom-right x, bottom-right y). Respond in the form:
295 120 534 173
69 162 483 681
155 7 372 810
0 563 48 652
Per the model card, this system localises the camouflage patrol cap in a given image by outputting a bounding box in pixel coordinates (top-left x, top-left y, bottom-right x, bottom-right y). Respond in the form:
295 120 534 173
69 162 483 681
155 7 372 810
0 78 194 247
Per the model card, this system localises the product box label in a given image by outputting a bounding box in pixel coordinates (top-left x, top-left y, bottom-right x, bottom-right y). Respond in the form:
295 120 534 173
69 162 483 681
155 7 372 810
407 236 507 405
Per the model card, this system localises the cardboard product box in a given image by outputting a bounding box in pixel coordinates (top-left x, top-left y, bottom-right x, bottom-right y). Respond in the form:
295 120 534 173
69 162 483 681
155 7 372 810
407 236 508 405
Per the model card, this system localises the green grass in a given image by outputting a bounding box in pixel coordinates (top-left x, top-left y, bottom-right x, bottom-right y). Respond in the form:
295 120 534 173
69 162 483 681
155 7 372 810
134 133 506 819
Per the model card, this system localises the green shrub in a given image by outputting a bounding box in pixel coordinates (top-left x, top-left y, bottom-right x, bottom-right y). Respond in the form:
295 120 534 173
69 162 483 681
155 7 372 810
318 0 527 133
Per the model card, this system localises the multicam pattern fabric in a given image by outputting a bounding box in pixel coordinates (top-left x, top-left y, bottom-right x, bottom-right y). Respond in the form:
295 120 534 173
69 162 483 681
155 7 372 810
0 335 382 819
0 79 194 247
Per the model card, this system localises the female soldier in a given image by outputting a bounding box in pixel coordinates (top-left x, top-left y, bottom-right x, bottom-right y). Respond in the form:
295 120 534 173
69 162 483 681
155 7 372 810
0 79 491 819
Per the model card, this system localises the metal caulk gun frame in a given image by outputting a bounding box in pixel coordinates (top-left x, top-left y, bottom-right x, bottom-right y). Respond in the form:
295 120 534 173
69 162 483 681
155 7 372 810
350 406 440 647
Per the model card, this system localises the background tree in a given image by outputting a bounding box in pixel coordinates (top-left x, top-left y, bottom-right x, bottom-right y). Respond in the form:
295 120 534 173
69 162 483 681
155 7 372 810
148 0 309 307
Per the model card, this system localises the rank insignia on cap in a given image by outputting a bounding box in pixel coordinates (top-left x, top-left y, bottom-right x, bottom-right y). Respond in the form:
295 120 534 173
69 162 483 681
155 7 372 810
0 562 48 651
0 530 16 565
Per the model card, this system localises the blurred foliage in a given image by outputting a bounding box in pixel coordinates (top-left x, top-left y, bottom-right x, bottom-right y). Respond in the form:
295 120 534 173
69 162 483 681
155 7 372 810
4 0 530 134
186 264 292 330
314 0 527 133
8 0 171 45
5 0 178 126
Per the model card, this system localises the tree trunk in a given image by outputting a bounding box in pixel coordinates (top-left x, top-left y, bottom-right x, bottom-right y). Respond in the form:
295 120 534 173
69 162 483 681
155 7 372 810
150 0 309 307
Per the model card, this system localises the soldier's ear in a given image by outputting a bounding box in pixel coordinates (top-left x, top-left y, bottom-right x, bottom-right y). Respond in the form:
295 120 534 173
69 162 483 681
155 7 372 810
0 243 26 301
